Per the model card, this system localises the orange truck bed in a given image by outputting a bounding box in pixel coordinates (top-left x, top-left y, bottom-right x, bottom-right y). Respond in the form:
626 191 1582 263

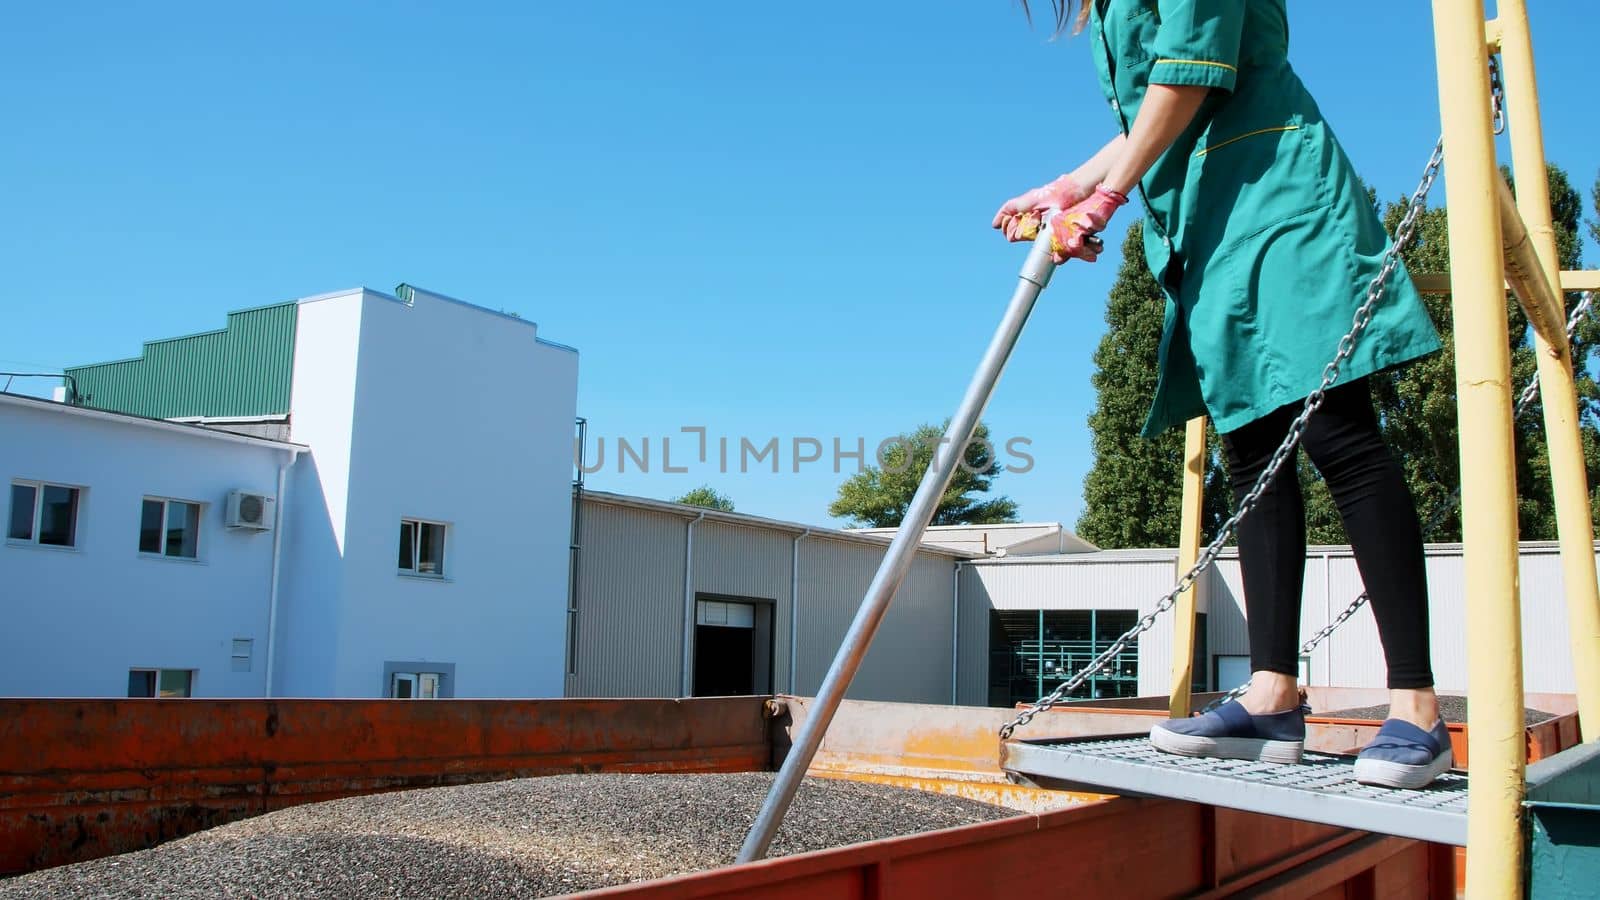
2 692 1576 897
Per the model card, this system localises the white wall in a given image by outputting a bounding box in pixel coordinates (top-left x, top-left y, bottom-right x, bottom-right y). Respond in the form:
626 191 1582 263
280 288 578 698
275 290 364 696
0 399 293 697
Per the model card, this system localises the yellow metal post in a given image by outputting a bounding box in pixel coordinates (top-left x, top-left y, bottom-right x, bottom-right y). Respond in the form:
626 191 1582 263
1496 179 1568 355
1168 415 1207 718
1498 0 1600 739
1431 3 1526 896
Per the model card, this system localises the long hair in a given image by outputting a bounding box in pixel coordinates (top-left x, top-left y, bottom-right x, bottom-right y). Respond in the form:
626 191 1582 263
1018 1 1090 35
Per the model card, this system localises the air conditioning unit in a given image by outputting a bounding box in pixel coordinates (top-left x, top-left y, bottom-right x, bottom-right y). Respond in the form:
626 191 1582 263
226 490 275 531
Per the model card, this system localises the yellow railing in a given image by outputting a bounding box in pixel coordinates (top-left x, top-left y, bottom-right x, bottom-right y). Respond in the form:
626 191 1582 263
1164 3 1600 895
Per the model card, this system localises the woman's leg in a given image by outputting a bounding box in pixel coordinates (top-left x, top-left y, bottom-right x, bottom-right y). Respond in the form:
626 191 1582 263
1220 405 1310 715
1297 379 1439 728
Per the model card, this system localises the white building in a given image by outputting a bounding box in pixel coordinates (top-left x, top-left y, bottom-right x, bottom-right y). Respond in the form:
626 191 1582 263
2 285 578 700
273 287 577 700
0 392 301 698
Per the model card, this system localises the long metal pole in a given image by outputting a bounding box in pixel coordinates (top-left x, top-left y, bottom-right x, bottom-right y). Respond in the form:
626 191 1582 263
736 230 1058 863
1498 0 1600 738
1168 416 1207 717
1431 3 1527 897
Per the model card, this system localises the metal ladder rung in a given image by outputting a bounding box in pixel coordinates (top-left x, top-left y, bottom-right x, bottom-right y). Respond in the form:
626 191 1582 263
1003 735 1469 846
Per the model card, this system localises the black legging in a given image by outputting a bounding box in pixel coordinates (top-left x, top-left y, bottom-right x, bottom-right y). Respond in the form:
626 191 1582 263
1219 378 1434 690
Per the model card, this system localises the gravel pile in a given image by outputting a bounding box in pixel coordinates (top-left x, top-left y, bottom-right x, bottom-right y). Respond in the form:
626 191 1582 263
1323 694 1555 726
0 773 1014 899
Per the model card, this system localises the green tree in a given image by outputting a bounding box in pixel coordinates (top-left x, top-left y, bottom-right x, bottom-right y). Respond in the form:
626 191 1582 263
1077 221 1231 548
828 422 1019 527
1301 162 1597 542
1590 169 1600 247
674 485 735 512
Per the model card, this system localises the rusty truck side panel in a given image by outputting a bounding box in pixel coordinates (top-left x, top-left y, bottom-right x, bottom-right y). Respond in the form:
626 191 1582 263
0 697 770 874
567 801 1452 899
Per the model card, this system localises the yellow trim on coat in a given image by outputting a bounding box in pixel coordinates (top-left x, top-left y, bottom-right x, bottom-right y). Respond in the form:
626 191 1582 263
1153 58 1238 73
1193 125 1302 158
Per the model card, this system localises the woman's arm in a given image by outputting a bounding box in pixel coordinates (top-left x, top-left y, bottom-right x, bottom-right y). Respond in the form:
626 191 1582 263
1101 84 1210 196
1067 133 1129 191
1039 84 1211 263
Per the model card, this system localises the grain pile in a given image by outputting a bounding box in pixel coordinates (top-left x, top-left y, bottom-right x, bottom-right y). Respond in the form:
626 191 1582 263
1323 694 1555 726
0 773 1015 899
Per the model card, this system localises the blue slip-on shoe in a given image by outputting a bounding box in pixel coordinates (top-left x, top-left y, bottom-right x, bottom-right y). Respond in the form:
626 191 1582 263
1353 718 1453 789
1149 700 1306 764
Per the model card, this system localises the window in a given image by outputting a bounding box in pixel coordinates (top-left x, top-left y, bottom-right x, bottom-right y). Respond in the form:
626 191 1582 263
383 662 455 698
391 672 442 698
398 518 447 576
8 481 81 547
231 638 253 672
140 498 201 559
128 668 195 698
988 609 1140 708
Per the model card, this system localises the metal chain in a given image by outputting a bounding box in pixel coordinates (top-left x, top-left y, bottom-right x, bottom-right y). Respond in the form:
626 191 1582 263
998 138 1447 740
1519 290 1595 409
1489 55 1507 135
1201 288 1599 713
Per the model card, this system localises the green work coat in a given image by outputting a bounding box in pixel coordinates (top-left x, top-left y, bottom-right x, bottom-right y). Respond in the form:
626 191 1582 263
1087 0 1441 437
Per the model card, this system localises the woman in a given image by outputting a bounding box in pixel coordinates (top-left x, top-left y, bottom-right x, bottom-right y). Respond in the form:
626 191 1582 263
996 0 1449 788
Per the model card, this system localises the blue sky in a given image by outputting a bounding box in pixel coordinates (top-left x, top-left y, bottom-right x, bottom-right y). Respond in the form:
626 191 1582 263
4 2 1596 529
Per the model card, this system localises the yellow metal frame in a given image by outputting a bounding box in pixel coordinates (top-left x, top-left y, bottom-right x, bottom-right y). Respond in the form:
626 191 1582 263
1414 270 1600 294
1433 5 1525 896
1168 416 1207 718
1495 0 1600 746
1161 4 1600 895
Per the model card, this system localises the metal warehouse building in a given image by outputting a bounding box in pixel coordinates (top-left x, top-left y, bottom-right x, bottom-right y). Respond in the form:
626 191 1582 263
569 496 1596 710
568 491 974 704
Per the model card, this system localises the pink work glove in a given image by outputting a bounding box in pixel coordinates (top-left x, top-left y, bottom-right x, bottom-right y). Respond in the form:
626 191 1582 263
1045 185 1128 263
992 174 1093 243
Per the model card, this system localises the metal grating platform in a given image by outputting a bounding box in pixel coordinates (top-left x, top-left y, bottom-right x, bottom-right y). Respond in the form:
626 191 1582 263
1004 735 1469 846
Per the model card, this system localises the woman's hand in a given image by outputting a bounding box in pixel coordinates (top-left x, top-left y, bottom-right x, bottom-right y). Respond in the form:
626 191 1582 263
992 174 1092 242
1045 185 1129 263
992 135 1127 242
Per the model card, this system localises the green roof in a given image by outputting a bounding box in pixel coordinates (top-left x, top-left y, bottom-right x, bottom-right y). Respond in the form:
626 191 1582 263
65 302 297 419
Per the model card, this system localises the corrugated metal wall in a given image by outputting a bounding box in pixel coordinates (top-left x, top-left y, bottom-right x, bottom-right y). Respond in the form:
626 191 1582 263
692 521 795 694
792 537 954 704
1236 546 1580 694
569 502 687 698
66 303 297 419
569 497 961 704
957 564 991 707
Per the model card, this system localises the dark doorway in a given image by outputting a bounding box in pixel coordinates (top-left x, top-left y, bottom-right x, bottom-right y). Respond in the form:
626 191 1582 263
692 596 773 696
694 625 755 696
